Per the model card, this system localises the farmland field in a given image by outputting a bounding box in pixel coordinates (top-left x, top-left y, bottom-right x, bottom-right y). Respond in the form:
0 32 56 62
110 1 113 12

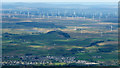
1 2 119 66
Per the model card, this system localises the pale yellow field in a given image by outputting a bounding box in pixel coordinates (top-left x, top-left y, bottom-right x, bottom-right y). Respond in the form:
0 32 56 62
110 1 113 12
97 41 118 46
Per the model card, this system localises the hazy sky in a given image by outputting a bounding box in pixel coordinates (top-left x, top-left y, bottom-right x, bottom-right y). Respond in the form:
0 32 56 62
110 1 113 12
2 0 119 2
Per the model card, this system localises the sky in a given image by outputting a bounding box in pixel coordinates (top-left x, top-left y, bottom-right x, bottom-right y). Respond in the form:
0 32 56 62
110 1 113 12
2 0 119 2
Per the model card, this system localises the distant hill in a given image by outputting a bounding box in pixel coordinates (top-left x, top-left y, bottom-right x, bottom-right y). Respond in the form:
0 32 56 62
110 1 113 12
2 22 66 29
3 30 70 42
47 30 70 38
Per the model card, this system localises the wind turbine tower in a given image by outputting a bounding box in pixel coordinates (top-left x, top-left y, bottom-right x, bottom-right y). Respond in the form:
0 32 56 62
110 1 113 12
92 14 95 20
100 32 103 37
74 26 77 30
111 25 113 31
27 11 30 18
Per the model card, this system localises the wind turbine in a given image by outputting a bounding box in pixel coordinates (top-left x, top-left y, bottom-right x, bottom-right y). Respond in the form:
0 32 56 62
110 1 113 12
14 11 17 15
47 13 49 19
74 26 77 30
66 16 69 19
83 12 86 20
28 11 30 17
39 13 41 18
58 12 61 19
74 11 76 15
58 11 60 16
8 15 11 18
92 14 95 20
74 11 76 17
83 16 86 20
27 11 30 18
59 15 61 19
64 10 67 17
56 15 58 18
42 14 45 18
54 43 56 47
107 13 110 18
110 25 113 31
80 29 82 34
114 12 117 16
19 11 22 15
100 12 102 17
105 15 108 20
100 32 103 37
98 12 102 22
98 16 101 22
